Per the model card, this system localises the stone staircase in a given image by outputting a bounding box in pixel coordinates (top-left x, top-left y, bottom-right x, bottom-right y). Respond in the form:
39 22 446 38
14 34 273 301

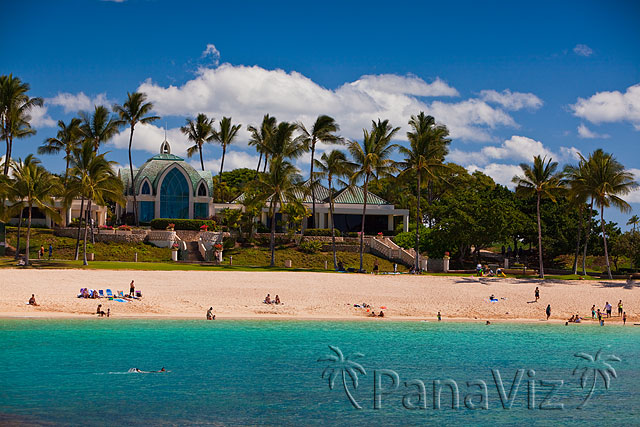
368 237 417 267
184 241 204 262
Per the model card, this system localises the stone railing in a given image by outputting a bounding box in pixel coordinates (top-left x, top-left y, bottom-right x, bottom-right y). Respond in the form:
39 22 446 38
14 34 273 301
147 230 176 248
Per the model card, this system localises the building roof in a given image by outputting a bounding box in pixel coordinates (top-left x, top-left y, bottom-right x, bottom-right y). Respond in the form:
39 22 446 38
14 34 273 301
119 141 213 196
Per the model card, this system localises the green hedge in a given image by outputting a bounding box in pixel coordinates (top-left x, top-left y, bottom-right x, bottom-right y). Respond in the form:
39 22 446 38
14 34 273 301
304 228 341 237
150 218 217 231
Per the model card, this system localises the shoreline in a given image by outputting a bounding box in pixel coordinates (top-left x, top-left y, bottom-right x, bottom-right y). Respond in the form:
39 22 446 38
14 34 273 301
1 269 637 324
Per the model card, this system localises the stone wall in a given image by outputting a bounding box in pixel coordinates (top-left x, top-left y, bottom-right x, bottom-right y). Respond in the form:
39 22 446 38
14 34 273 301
320 244 370 253
53 227 146 243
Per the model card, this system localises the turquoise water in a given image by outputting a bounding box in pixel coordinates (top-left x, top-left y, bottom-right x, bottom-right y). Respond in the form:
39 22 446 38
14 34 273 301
1 319 639 426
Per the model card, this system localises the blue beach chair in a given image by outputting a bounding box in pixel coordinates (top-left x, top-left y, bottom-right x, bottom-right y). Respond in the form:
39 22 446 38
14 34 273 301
99 290 104 298
106 289 113 300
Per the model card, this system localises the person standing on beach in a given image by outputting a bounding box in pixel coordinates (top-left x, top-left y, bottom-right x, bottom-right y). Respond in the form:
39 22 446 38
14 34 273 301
618 300 623 316
129 280 135 297
623 312 627 325
604 302 612 318
535 287 540 302
545 304 551 320
373 259 379 275
437 311 441 321
597 309 602 322
48 244 52 260
591 305 596 319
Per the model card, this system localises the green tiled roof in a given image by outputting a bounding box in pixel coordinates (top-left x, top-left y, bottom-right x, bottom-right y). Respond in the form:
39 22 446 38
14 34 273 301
119 153 213 197
332 186 390 205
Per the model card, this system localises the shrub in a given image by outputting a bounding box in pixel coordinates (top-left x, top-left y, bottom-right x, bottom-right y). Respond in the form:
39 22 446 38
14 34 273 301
299 239 323 254
345 232 360 238
304 228 341 237
118 225 131 231
150 218 217 231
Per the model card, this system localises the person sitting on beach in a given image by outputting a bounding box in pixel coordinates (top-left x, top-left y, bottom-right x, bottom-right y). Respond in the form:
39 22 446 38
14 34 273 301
476 264 483 276
496 268 506 278
483 265 494 277
96 304 106 317
264 294 271 304
486 321 491 325
568 315 575 322
28 294 39 306
206 307 215 320
274 295 281 305
378 311 384 317
82 288 90 298
574 314 581 323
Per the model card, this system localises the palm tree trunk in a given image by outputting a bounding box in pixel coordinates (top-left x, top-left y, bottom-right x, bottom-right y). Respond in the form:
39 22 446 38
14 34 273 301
415 174 421 272
263 155 268 173
269 201 277 267
310 141 316 229
199 146 205 171
329 177 337 270
359 176 370 271
83 200 92 266
536 191 544 278
25 205 32 266
601 204 612 279
129 126 139 226
572 205 583 275
14 207 23 259
3 136 12 175
582 199 594 275
74 197 85 260
64 152 70 186
256 152 263 174
219 144 226 177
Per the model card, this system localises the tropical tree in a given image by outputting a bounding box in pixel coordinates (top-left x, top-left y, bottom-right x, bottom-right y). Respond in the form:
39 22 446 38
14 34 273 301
1 75 43 175
298 115 343 227
181 113 215 171
512 155 564 278
257 156 302 266
211 116 242 180
9 155 62 265
37 118 82 184
396 112 451 271
79 105 122 153
247 114 277 174
581 149 637 279
313 150 355 269
627 215 639 233
66 141 125 265
564 160 591 275
348 119 399 271
113 92 160 225
263 122 304 166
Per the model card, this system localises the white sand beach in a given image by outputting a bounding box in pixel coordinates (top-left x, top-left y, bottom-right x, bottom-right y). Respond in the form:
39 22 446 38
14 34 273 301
1 269 638 323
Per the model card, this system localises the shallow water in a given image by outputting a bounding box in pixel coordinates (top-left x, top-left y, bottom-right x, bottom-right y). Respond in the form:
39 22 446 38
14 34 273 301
1 319 638 426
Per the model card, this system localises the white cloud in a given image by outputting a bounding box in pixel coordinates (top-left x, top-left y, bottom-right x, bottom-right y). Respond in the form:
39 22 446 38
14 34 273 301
479 89 543 111
198 150 261 174
30 105 56 128
570 83 640 128
47 92 111 114
201 44 221 66
466 163 524 189
109 123 192 157
447 135 572 166
577 123 610 139
138 64 524 143
625 168 640 203
573 44 594 57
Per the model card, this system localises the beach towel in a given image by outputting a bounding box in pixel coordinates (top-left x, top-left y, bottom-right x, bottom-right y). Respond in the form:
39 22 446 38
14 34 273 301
114 298 127 302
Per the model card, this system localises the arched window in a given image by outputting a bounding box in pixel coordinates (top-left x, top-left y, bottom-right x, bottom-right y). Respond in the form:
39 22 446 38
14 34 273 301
141 181 151 195
197 182 207 196
160 168 190 219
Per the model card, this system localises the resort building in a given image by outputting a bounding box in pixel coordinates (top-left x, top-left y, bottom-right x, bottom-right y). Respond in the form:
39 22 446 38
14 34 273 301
118 139 217 222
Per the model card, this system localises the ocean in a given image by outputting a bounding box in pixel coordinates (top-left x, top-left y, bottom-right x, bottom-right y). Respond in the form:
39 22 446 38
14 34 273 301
1 319 638 426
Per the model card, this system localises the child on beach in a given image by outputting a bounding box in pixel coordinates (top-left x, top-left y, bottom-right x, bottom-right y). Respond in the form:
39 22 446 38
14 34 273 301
546 304 551 320
623 312 627 325
535 287 540 302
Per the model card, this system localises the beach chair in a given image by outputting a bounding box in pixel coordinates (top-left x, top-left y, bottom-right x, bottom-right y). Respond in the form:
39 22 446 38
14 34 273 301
99 290 104 298
135 291 142 298
106 289 113 300
117 291 125 298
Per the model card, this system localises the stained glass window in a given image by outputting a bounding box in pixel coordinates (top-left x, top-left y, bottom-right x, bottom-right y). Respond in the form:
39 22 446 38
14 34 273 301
138 201 155 223
160 168 190 219
194 203 208 219
197 182 207 196
141 181 151 195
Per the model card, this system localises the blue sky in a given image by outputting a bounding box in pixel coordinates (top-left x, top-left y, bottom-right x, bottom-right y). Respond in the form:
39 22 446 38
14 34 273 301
3 0 640 226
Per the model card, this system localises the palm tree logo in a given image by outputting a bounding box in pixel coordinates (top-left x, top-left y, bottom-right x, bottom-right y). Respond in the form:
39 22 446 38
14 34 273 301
318 345 367 409
573 348 621 408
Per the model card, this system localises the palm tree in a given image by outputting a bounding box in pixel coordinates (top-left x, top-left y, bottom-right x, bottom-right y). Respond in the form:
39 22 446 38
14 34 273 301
298 115 343 228
79 105 122 153
313 150 355 269
9 155 62 265
564 160 591 275
349 119 399 271
211 116 242 201
317 345 366 409
1 74 43 175
257 156 302 267
181 113 215 171
247 114 277 174
627 215 639 233
582 149 637 279
37 118 82 185
66 141 125 265
4 157 37 259
512 155 564 278
263 122 304 165
113 92 160 225
396 113 451 271
573 348 620 408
